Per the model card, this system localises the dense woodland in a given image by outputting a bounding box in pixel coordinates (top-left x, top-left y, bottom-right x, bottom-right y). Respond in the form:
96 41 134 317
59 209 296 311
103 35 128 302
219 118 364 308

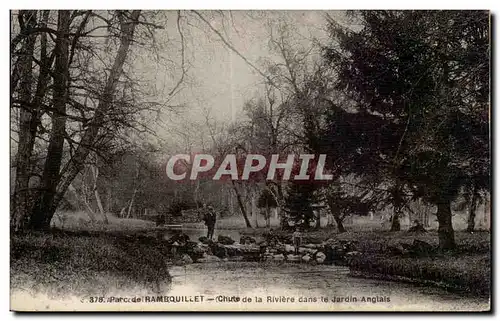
10 10 489 250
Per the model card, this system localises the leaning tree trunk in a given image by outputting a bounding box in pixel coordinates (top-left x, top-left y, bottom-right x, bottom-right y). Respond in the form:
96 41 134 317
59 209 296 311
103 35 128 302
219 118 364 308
12 10 39 232
31 10 71 231
91 164 108 224
436 199 456 250
231 180 252 228
126 188 138 219
67 183 96 222
48 11 141 227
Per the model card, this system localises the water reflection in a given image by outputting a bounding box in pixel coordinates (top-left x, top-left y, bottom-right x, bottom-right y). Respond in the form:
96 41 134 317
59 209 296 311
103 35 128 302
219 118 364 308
168 262 490 312
163 227 242 242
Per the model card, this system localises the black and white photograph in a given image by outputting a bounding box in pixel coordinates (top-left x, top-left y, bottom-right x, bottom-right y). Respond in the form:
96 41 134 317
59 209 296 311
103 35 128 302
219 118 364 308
8 9 491 312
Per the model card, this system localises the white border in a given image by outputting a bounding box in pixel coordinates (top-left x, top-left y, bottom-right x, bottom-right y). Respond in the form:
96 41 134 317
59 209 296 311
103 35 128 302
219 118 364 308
1 1 498 321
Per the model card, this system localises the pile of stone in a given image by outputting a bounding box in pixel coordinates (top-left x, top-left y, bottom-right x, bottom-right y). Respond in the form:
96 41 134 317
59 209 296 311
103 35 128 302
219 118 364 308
262 243 327 264
166 233 361 266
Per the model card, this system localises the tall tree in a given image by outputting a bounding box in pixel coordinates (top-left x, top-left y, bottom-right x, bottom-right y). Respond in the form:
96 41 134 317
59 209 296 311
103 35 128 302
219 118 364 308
10 10 170 231
323 10 490 249
11 10 39 231
31 10 71 230
283 181 317 229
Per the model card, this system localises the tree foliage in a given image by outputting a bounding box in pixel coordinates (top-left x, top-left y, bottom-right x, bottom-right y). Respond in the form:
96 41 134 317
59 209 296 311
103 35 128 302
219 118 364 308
322 10 489 248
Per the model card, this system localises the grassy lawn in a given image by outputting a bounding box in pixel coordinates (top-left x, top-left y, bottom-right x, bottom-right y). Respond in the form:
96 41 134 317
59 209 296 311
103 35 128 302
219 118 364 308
11 230 172 300
342 230 491 296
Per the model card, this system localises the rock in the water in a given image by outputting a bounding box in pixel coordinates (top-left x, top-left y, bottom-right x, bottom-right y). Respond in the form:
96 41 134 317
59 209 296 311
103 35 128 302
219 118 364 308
302 254 311 262
257 240 268 247
181 254 193 264
218 235 235 245
168 233 190 245
211 243 228 258
199 236 210 244
324 238 339 246
287 254 301 262
240 235 257 244
284 244 295 253
305 248 318 255
315 252 326 264
224 244 243 257
262 253 274 261
197 243 210 252
197 255 221 263
273 254 285 261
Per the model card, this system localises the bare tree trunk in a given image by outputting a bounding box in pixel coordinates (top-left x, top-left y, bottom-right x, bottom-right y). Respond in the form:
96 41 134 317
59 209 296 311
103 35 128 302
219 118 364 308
333 215 346 233
120 206 127 218
436 199 456 250
254 204 259 228
126 161 140 219
52 10 142 224
91 164 108 224
31 10 71 231
326 212 334 227
231 181 252 228
67 183 96 222
127 188 138 219
267 183 284 228
106 189 112 213
483 193 490 229
326 195 346 233
229 187 234 214
193 179 201 208
390 211 401 231
389 181 403 232
315 210 321 229
466 185 478 232
80 174 97 219
420 200 431 227
12 10 38 232
251 194 259 228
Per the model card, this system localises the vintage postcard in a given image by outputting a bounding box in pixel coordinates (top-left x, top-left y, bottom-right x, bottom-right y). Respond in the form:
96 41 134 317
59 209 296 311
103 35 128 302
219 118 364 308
9 9 491 312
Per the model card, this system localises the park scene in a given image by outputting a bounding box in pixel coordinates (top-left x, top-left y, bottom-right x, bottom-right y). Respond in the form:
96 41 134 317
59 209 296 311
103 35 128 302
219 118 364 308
9 10 490 311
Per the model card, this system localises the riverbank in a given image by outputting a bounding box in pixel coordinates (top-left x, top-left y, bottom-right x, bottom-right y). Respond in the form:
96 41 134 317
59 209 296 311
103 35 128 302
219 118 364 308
347 253 490 297
238 228 491 297
338 230 490 296
10 230 172 304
